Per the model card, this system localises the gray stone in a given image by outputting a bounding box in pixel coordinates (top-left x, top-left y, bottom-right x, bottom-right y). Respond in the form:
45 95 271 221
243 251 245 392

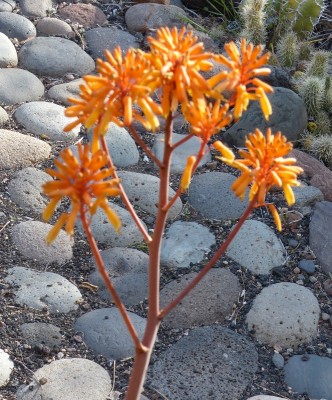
118 171 182 219
125 3 187 32
47 79 83 105
85 27 139 59
227 220 286 275
0 349 13 387
5 267 81 313
0 0 15 12
74 308 146 359
260 65 291 88
223 87 307 147
12 220 73 265
292 184 324 207
36 17 74 38
298 259 315 275
160 268 241 328
76 202 146 247
284 354 332 400
16 358 113 400
246 283 320 347
14 101 80 141
0 68 44 105
8 167 51 213
0 12 36 40
160 221 215 268
0 106 8 126
188 172 248 220
59 3 107 29
21 323 62 349
18 37 95 78
309 201 332 274
272 353 285 369
148 325 258 400
89 247 148 306
0 32 17 67
152 133 211 174
247 397 288 400
19 0 53 17
0 129 51 170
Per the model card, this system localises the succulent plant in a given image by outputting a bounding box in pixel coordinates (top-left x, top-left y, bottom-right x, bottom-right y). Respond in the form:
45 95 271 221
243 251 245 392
297 76 324 117
239 0 267 45
315 110 332 134
305 50 330 78
276 31 299 67
298 41 313 61
300 130 315 150
310 135 332 167
288 0 325 39
324 77 332 113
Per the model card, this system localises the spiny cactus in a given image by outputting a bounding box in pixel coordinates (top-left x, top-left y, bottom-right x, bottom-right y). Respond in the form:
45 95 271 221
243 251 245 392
300 130 315 150
297 76 324 117
305 50 330 78
276 31 299 67
239 0 267 45
288 0 325 39
324 77 332 113
298 41 313 61
310 135 332 167
315 110 332 134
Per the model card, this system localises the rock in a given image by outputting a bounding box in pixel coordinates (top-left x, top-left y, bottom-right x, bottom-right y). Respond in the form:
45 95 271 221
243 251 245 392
247 397 289 400
309 201 332 274
16 358 113 400
0 129 51 170
19 0 53 17
160 221 215 268
246 282 320 347
0 12 36 40
36 17 74 38
11 220 73 265
8 167 50 213
223 87 307 147
288 238 299 248
21 323 62 349
117 171 182 219
310 173 332 202
0 32 17 67
298 259 315 274
152 133 211 174
5 267 81 313
14 101 80 141
0 68 44 105
125 3 187 32
188 172 248 220
47 79 83 105
284 354 332 400
272 353 285 369
135 0 170 3
76 202 146 247
226 220 286 275
0 106 8 126
85 27 139 59
289 148 330 178
160 268 240 328
89 247 149 306
59 3 108 29
260 65 291 88
292 184 323 207
74 308 146 359
0 349 13 387
0 0 15 11
148 325 258 400
18 37 95 78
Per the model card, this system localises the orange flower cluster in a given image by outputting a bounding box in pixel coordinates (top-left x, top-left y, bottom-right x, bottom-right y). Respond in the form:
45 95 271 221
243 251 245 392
214 129 303 230
43 143 121 243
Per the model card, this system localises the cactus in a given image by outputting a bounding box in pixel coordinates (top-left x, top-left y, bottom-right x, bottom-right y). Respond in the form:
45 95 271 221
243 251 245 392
324 77 332 113
305 50 330 78
239 0 267 45
300 130 315 150
298 41 313 61
310 135 332 167
288 0 325 39
276 31 299 67
297 76 324 117
315 110 332 134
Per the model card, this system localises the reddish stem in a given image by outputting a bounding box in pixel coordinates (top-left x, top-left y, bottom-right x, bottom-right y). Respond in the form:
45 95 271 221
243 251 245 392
171 133 193 151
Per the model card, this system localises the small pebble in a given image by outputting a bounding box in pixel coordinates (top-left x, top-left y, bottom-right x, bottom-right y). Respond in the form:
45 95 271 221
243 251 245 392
288 238 299 248
272 352 285 369
293 267 300 274
296 280 304 285
309 276 317 284
321 312 330 321
298 259 316 275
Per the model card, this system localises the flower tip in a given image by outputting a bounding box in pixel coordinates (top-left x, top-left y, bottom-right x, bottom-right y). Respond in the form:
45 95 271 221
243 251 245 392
180 155 196 191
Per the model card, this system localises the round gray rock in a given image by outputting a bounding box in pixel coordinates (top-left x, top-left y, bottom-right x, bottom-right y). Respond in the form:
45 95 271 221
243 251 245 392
19 0 52 17
223 87 307 147
0 349 13 387
227 220 286 275
152 133 211 174
247 397 289 400
118 171 182 219
0 32 17 67
8 167 50 213
12 220 73 265
246 282 320 347
0 12 36 40
76 202 146 247
18 37 95 78
36 17 74 38
85 27 139 59
14 101 80 141
21 322 62 349
0 106 8 126
160 268 241 328
89 247 148 306
0 68 44 105
5 267 81 313
0 0 15 12
188 172 248 220
160 221 215 268
74 308 146 360
16 358 113 400
47 79 83 105
292 184 323 207
148 325 258 400
0 129 51 170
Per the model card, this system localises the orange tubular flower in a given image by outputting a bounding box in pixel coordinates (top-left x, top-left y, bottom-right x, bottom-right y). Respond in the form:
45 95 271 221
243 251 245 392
148 27 213 116
214 129 303 231
42 143 121 243
64 47 161 151
209 39 273 120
